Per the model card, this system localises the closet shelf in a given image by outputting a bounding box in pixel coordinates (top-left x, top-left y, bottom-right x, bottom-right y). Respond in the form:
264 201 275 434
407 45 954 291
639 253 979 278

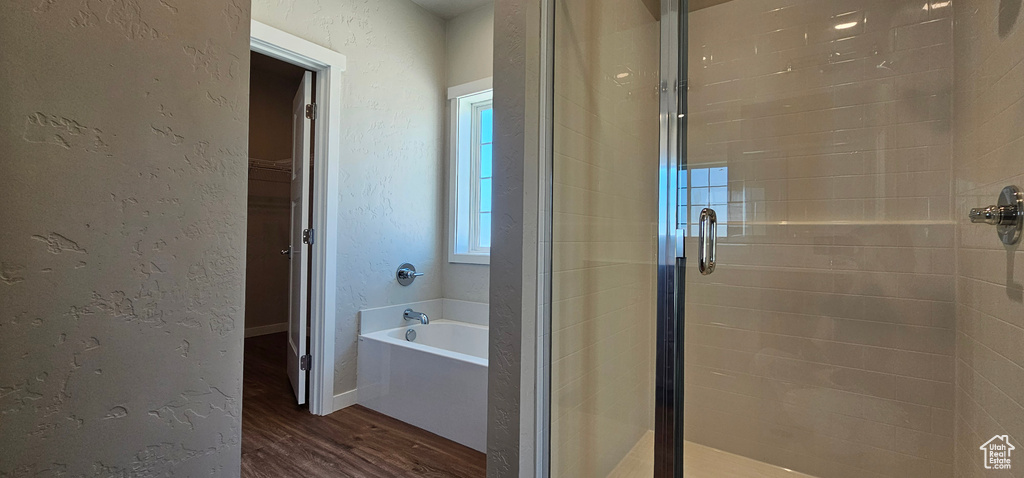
248 157 292 173
248 157 291 183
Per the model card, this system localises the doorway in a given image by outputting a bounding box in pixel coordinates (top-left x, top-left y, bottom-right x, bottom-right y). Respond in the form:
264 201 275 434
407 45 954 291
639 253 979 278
244 50 313 406
247 20 346 416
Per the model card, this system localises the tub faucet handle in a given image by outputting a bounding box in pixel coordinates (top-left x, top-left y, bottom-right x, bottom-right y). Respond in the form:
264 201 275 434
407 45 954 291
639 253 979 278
398 268 424 279
396 263 424 286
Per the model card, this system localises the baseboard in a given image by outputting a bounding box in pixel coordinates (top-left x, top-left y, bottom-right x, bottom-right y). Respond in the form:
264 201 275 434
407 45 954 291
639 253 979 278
244 322 288 338
331 388 358 414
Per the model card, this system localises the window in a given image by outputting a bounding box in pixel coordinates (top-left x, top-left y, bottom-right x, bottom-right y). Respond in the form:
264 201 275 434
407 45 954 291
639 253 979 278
474 104 493 251
678 166 728 237
448 80 493 264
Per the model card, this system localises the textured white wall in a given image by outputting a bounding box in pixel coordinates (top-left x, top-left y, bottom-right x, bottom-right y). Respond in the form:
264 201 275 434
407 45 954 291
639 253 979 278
443 2 494 304
250 0 447 395
489 0 545 474
446 2 495 87
0 0 250 475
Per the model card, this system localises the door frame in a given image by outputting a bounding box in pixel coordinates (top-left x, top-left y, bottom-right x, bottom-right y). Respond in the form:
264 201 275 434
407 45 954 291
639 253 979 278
655 0 685 475
250 20 347 416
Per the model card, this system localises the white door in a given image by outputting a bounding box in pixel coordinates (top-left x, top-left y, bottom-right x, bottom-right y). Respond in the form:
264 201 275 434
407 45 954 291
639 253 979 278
287 71 312 405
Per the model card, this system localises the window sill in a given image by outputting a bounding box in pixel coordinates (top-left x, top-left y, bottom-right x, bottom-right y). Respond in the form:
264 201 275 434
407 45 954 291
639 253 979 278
449 252 490 265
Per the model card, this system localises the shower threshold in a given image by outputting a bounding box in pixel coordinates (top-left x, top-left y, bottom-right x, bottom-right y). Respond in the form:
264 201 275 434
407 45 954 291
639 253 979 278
607 431 816 478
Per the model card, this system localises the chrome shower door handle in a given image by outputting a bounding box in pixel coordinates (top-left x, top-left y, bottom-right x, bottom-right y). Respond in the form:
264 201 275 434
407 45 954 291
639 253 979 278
698 208 717 275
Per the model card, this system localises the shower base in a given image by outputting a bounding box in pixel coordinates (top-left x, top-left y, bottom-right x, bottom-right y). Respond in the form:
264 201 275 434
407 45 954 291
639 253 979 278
607 431 816 478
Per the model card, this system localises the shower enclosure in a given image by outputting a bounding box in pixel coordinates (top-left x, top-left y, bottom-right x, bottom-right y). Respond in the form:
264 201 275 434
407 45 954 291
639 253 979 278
546 0 1024 476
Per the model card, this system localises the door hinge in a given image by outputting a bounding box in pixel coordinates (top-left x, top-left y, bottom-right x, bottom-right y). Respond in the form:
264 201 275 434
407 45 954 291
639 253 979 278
302 228 314 245
300 354 311 371
305 103 317 120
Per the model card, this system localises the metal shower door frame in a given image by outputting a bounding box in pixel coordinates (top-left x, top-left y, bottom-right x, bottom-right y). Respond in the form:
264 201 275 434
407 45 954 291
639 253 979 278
655 0 687 476
535 0 687 475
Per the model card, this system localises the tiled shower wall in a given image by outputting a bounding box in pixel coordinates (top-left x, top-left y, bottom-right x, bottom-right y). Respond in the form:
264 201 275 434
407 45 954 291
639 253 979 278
684 1 957 477
550 0 660 476
952 1 1024 476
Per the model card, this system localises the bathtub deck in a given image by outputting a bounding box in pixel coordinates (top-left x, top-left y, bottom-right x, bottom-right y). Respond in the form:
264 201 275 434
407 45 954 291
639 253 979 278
242 332 486 477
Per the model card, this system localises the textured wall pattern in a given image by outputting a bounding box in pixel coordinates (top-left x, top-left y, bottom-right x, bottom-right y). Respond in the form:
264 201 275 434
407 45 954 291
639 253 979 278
952 2 1024 477
549 0 660 476
250 0 448 395
684 1 955 477
487 0 536 474
0 0 250 475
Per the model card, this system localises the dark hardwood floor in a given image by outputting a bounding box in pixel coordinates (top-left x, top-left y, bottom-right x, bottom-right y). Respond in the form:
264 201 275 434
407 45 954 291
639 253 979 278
242 332 486 477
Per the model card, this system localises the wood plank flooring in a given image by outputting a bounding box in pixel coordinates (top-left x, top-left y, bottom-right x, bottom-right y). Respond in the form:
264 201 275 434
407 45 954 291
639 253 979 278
242 332 486 477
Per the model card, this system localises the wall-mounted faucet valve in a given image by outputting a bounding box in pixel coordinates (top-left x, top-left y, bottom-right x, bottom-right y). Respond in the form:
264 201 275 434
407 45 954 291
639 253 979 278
396 262 424 286
968 185 1023 245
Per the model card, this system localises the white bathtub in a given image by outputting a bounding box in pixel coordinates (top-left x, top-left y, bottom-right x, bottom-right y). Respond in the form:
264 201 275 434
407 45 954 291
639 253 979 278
357 320 488 451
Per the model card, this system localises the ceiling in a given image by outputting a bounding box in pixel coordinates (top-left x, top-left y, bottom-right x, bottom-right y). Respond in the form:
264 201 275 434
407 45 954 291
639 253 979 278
409 0 492 19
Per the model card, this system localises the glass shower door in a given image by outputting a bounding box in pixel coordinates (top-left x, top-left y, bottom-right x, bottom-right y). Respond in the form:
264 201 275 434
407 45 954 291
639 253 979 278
548 0 664 476
550 0 959 476
679 0 957 477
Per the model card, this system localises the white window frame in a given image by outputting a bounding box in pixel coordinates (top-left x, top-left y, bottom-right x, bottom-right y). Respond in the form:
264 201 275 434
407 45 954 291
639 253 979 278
448 78 493 265
469 99 493 254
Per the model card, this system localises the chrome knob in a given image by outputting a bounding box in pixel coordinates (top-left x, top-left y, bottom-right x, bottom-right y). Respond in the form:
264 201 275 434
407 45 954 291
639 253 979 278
398 268 423 279
396 262 424 286
968 185 1023 245
969 205 1016 225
